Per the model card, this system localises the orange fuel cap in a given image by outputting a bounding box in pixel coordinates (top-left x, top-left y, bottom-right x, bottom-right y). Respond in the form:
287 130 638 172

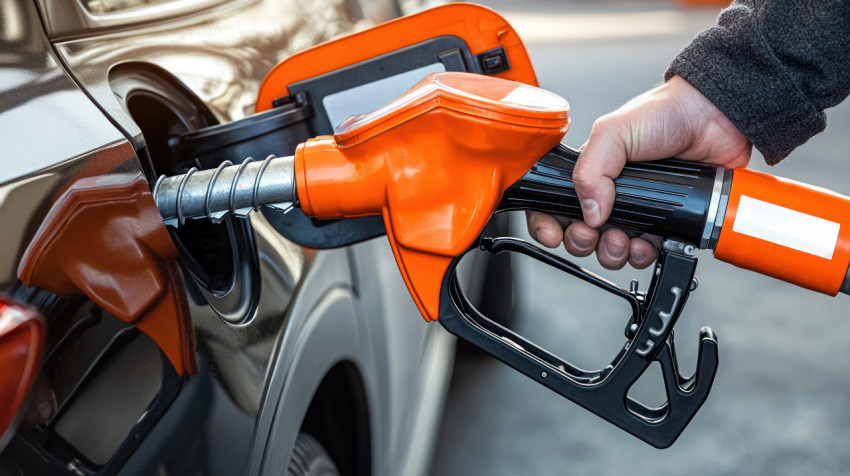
18 173 197 376
256 3 539 112
296 73 569 320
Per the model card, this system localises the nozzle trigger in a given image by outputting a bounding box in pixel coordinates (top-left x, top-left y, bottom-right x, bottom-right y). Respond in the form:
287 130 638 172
438 237 718 448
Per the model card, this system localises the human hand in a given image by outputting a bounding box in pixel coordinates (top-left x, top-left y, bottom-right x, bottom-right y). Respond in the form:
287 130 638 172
527 76 752 269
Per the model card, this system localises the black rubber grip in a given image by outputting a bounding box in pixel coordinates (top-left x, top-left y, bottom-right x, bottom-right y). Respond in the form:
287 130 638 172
499 143 718 244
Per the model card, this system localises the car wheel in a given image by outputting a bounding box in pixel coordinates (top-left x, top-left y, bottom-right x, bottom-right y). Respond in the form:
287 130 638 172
287 433 340 476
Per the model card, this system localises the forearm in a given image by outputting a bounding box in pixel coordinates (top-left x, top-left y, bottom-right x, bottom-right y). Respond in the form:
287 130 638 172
666 0 850 164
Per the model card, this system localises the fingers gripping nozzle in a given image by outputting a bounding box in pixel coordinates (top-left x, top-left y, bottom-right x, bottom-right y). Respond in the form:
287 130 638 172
153 155 296 227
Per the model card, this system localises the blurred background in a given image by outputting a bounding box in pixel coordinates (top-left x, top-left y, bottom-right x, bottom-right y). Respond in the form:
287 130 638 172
431 1 850 475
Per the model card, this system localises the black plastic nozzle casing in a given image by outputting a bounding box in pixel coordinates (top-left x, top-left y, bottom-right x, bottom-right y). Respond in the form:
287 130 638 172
499 144 719 245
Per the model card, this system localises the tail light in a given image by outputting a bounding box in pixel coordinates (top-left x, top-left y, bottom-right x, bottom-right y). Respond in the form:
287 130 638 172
0 296 45 451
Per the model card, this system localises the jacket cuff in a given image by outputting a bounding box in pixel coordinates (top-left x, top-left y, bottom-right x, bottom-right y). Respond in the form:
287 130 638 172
664 8 825 164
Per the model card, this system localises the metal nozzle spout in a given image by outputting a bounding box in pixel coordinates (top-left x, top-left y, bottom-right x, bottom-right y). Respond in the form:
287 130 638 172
153 155 296 227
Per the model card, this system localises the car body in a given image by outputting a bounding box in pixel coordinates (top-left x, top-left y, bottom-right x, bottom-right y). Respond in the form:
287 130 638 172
0 1 486 474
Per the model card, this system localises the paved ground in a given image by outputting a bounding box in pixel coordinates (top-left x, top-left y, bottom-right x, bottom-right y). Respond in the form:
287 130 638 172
431 1 850 475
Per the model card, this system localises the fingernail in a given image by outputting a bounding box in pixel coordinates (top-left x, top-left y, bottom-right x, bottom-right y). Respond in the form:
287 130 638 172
581 199 600 226
537 227 557 246
604 238 627 260
570 229 594 250
631 248 646 263
37 400 53 420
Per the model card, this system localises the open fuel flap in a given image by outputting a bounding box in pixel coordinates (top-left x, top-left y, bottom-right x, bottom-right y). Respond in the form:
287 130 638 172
165 3 539 248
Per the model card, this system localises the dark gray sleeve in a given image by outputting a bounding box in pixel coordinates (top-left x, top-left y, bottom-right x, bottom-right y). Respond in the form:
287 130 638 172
665 0 850 164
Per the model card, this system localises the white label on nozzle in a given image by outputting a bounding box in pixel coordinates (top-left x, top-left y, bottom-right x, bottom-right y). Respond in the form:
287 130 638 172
733 195 840 259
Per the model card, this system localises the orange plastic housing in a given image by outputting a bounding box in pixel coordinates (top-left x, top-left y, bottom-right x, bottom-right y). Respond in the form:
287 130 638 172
715 168 850 295
255 3 538 113
296 73 569 320
18 173 196 376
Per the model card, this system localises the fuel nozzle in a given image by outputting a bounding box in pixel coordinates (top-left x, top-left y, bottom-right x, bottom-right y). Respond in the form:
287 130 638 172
146 71 850 449
152 154 296 227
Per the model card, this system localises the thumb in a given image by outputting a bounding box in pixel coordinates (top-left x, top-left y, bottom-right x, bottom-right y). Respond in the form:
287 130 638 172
572 119 628 228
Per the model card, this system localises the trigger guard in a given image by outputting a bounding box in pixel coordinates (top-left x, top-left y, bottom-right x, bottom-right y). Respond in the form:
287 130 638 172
437 236 718 448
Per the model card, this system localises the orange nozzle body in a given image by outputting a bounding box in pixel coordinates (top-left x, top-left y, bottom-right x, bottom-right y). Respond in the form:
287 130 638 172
295 73 569 320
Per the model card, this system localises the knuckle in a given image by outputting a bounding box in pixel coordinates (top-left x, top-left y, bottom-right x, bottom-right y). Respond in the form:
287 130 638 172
571 162 596 191
590 114 618 136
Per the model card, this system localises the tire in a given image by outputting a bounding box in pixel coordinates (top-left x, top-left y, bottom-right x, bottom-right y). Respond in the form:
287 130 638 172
287 433 340 476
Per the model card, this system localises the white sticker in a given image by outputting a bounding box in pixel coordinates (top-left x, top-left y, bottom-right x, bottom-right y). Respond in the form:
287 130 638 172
323 63 446 130
732 195 840 259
